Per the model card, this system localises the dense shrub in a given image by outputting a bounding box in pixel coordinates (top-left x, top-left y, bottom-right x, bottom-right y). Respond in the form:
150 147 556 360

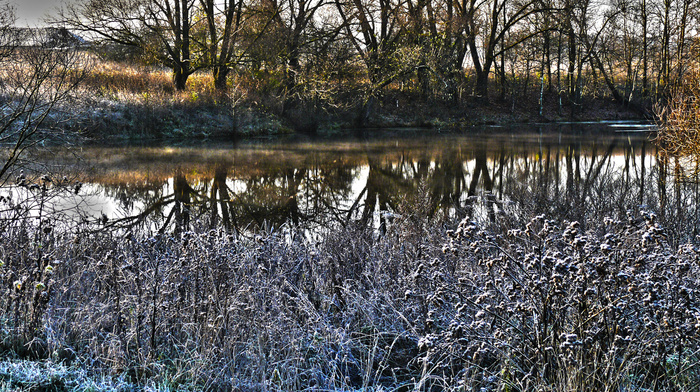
1 185 700 391
424 213 700 391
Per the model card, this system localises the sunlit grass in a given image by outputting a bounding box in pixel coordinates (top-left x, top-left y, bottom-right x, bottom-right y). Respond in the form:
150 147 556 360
80 60 225 105
82 61 174 95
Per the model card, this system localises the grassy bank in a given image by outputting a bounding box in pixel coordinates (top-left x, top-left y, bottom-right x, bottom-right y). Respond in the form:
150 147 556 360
66 60 646 142
1 185 698 391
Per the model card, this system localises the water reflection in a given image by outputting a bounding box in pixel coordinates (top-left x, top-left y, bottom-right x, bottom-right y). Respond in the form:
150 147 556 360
16 124 699 244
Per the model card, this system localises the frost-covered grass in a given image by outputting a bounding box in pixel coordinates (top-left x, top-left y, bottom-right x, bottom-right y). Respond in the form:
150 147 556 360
0 359 145 391
1 191 700 391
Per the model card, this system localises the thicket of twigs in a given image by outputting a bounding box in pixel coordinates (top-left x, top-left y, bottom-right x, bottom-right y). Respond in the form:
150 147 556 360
656 51 700 162
657 87 700 155
1 181 700 391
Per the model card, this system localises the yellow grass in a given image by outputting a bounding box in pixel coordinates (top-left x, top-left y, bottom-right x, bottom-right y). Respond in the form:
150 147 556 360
79 59 226 106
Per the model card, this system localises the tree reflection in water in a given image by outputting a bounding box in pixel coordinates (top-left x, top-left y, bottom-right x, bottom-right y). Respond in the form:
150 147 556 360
46 125 699 244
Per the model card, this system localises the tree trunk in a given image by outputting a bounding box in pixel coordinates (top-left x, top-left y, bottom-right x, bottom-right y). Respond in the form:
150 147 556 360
641 0 648 95
214 66 230 90
567 27 576 98
355 96 376 128
286 53 300 91
174 65 189 91
475 71 489 99
544 30 552 92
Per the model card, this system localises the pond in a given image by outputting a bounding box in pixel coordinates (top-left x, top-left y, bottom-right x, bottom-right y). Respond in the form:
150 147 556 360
5 122 699 243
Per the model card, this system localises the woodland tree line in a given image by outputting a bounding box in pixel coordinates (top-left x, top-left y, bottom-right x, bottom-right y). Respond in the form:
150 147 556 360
52 0 700 113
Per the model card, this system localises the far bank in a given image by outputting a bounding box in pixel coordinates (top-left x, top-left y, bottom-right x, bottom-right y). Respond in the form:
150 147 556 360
64 62 649 142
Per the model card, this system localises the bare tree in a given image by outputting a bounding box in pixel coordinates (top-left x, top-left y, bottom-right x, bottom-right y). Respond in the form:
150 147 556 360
333 0 404 86
0 6 86 183
198 0 247 90
451 0 545 101
57 0 200 90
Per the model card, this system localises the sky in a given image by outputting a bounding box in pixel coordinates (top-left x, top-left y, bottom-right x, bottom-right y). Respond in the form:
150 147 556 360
10 0 62 26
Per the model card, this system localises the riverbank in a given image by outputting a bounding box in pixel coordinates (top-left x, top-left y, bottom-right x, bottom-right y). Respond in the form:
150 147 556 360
74 92 647 141
63 62 648 142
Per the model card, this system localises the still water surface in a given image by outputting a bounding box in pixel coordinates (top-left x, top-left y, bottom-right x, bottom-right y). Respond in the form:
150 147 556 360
12 122 699 242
